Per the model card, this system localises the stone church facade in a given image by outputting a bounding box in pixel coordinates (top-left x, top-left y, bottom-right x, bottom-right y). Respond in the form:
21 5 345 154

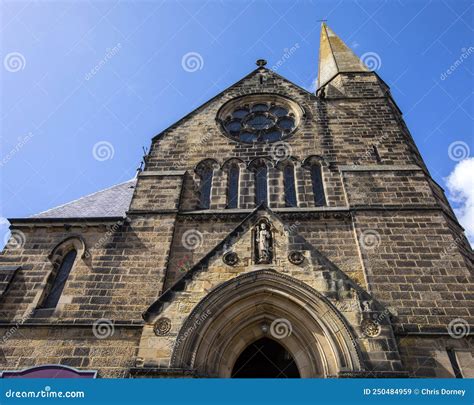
1 24 473 378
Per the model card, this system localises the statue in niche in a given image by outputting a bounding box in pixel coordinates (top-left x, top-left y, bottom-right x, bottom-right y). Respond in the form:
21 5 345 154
255 220 273 264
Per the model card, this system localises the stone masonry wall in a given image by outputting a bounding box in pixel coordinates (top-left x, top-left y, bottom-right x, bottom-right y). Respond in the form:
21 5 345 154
0 214 175 322
0 326 140 378
354 210 473 332
145 71 418 173
0 66 472 378
398 335 474 378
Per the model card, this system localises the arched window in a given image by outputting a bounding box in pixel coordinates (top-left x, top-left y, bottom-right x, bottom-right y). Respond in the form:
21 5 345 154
196 159 218 210
310 164 326 206
283 164 297 207
227 164 240 209
198 167 213 209
39 249 77 309
255 165 268 205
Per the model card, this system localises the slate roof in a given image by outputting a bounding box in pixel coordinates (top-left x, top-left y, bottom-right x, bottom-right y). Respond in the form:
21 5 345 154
31 179 136 219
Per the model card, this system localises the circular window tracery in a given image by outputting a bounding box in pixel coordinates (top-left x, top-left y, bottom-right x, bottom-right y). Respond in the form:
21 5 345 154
218 95 303 143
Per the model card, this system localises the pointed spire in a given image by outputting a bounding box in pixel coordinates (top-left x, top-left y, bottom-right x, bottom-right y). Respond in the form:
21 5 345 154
318 23 369 89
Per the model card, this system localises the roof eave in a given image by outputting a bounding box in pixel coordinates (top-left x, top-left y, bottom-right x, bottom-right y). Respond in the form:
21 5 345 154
8 216 126 227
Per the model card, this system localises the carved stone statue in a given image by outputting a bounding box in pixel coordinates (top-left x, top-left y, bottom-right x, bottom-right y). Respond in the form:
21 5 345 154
255 221 272 264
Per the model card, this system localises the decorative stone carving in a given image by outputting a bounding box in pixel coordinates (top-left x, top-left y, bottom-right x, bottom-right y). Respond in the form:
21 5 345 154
360 319 381 338
154 317 171 336
288 251 304 265
361 300 372 312
254 220 273 264
223 251 239 266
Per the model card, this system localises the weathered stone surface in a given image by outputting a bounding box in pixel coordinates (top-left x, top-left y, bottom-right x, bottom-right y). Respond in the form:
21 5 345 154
0 24 472 379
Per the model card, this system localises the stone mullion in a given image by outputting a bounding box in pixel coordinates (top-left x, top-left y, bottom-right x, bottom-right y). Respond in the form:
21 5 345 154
269 166 285 208
297 166 314 208
210 168 227 210
240 169 255 209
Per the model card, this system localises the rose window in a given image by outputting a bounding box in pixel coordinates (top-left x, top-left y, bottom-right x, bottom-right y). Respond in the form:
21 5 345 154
218 95 303 143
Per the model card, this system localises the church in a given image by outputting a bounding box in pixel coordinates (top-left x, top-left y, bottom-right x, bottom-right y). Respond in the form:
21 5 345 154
0 24 472 378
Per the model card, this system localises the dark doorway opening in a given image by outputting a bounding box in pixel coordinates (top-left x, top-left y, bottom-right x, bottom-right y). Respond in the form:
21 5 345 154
231 337 300 378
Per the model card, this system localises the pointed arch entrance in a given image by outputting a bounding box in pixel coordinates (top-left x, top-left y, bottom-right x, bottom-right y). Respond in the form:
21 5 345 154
171 270 364 378
231 337 300 378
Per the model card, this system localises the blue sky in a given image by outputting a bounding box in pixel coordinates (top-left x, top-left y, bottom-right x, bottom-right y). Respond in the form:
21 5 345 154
1 0 473 247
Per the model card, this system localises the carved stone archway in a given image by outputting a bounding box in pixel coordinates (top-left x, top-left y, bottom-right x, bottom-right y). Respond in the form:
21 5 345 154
171 270 364 378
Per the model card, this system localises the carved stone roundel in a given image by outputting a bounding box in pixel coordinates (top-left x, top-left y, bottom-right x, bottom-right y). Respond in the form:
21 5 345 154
223 251 239 266
288 251 305 265
154 317 172 336
360 319 381 338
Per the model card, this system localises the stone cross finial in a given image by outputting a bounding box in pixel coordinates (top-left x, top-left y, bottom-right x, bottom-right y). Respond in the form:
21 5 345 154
256 59 267 67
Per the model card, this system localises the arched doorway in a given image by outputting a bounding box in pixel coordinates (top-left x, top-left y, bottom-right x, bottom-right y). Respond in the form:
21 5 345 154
231 337 300 378
171 270 363 377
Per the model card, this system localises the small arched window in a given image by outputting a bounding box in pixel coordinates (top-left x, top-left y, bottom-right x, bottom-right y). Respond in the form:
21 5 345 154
283 164 297 207
198 167 213 209
310 164 326 206
227 164 240 209
39 249 77 309
255 165 268 205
